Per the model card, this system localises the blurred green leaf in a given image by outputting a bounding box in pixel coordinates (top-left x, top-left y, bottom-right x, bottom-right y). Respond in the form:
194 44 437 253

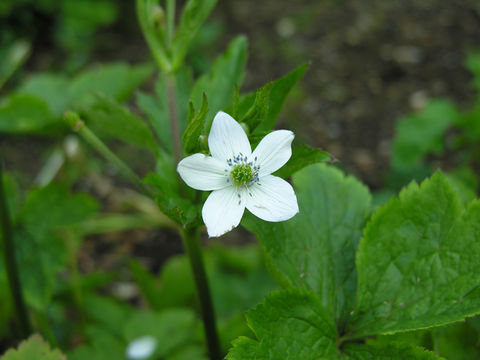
274 145 331 178
432 321 480 360
68 62 154 109
83 94 157 150
68 326 124 360
351 172 480 337
171 0 217 70
1 334 66 360
392 99 458 172
243 164 371 324
191 36 248 130
0 94 55 133
129 260 162 309
83 295 132 338
183 93 208 154
466 50 480 95
0 40 31 89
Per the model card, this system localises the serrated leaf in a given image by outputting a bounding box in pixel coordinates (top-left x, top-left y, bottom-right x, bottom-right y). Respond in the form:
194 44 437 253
191 36 247 130
350 172 480 337
274 145 331 178
243 164 371 324
2 334 66 360
171 0 217 70
15 185 98 309
183 93 208 154
68 62 154 109
255 64 308 132
83 94 157 150
226 289 338 360
241 82 273 131
392 99 458 172
0 94 55 133
342 342 442 360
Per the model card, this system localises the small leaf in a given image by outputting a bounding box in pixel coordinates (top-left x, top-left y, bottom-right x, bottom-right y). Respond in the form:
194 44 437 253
171 0 218 70
0 94 55 133
241 82 273 131
129 260 162 309
274 145 331 178
183 93 208 154
255 64 308 132
2 334 66 360
191 36 248 130
0 40 31 89
226 289 338 360
69 62 154 109
243 164 371 324
350 172 480 337
82 94 157 150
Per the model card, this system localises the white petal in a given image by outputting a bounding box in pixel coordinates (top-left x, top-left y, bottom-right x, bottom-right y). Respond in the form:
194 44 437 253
208 111 251 162
177 154 229 191
202 187 245 237
126 336 157 359
252 130 294 176
246 175 298 222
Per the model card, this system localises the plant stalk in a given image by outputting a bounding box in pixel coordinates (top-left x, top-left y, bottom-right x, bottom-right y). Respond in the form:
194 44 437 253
64 112 154 197
0 164 31 338
181 227 222 360
166 0 175 47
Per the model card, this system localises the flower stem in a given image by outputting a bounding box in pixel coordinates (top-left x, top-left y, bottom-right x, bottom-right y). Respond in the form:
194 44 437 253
181 227 222 360
64 111 154 197
166 74 182 166
0 164 31 338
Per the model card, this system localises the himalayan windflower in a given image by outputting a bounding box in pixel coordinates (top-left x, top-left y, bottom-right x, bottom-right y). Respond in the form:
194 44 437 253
177 111 299 237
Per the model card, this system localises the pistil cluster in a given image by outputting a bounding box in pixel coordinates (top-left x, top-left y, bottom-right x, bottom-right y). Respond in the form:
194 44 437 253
226 153 260 187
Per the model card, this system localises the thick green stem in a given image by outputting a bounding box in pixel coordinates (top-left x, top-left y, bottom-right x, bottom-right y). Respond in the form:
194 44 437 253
64 112 153 197
181 227 222 360
0 165 31 337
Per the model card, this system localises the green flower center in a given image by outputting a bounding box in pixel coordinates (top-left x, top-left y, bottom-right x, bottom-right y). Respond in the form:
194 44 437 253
231 163 254 186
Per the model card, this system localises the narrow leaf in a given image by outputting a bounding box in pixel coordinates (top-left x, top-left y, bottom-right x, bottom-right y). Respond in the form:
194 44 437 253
274 145 331 178
182 93 208 154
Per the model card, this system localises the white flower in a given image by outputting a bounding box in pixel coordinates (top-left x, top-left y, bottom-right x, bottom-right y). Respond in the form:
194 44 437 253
125 336 157 359
177 111 299 237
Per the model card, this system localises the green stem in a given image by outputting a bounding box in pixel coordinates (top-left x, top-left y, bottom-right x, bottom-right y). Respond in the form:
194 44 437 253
181 227 222 360
0 164 31 338
64 112 153 197
166 0 175 47
166 75 182 166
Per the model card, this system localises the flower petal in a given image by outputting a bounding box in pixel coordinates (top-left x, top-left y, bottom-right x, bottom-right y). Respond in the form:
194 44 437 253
251 130 294 176
208 111 251 162
246 175 298 222
202 187 245 237
177 153 230 191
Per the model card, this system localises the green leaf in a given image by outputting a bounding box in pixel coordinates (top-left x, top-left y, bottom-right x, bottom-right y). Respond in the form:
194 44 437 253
466 50 480 95
68 326 124 360
0 40 31 89
68 62 154 109
255 64 308 132
136 90 172 152
171 0 218 70
83 94 157 150
241 82 273 131
1 334 66 360
19 74 70 117
350 172 480 337
226 289 338 360
432 321 480 360
16 185 98 309
129 259 162 309
183 93 208 154
243 164 371 323
191 36 248 130
392 99 458 172
0 94 55 133
274 145 331 178
342 342 442 360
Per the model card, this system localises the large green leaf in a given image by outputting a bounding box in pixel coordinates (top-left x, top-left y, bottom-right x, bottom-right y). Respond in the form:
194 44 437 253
350 172 480 337
243 164 371 324
14 185 98 309
82 94 157 150
0 94 55 133
1 334 66 360
226 289 338 360
171 0 217 70
191 36 247 130
342 342 442 360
